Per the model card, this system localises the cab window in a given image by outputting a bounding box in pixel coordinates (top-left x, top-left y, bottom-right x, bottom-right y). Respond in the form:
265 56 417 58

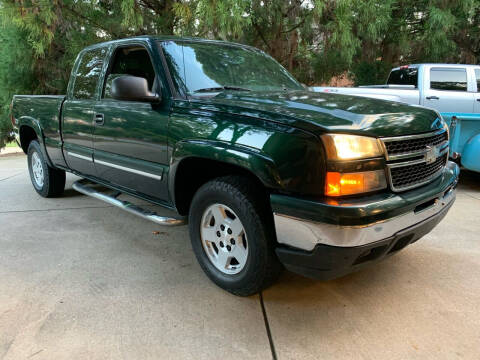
103 46 156 99
72 47 106 99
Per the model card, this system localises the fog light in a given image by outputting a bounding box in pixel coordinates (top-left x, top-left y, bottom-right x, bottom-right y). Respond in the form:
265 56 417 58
326 170 387 196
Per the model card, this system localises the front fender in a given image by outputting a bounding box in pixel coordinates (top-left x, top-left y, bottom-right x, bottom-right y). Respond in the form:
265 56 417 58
168 104 326 201
461 133 480 172
169 139 281 192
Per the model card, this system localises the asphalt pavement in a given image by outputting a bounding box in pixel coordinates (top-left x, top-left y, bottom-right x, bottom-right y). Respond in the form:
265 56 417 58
1 154 479 359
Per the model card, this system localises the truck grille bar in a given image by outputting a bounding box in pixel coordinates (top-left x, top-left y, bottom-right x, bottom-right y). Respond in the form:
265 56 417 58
380 129 449 192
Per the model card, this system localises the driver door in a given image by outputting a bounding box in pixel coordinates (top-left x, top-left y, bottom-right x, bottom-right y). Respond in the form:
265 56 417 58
93 44 170 201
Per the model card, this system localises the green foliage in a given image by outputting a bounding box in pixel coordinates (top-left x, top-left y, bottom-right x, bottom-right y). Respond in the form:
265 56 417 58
0 0 479 148
0 22 34 148
420 5 457 61
351 61 393 86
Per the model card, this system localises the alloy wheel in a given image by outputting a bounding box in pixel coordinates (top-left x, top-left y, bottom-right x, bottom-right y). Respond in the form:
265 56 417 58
31 151 44 188
200 203 249 275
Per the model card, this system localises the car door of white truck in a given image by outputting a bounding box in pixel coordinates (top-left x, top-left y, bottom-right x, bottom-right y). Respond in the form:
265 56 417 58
473 68 480 113
422 66 474 114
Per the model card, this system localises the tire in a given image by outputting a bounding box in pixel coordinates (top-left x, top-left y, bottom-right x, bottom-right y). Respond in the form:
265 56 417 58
189 176 282 296
27 140 65 198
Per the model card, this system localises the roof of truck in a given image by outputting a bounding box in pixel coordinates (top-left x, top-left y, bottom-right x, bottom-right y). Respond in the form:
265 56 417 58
392 63 479 70
82 35 252 52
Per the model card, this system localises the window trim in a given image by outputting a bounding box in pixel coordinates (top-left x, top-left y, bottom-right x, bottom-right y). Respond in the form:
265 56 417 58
429 67 468 92
156 41 183 100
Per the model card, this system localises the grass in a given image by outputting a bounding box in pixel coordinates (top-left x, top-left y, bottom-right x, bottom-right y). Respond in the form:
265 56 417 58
6 141 19 148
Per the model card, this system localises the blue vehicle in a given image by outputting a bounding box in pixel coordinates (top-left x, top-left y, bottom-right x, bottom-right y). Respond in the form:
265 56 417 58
443 113 480 172
313 64 480 172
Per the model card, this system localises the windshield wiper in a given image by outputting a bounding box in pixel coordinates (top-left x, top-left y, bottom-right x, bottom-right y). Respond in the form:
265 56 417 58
193 86 251 93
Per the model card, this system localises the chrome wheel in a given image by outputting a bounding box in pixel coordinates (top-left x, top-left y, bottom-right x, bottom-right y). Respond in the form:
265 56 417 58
31 151 44 188
200 203 249 275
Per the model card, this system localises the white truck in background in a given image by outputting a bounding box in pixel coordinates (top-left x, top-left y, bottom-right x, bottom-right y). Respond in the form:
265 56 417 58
312 64 480 114
313 64 480 172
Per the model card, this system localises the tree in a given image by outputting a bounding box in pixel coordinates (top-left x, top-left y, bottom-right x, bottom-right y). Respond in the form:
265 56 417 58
0 21 34 148
1 0 479 148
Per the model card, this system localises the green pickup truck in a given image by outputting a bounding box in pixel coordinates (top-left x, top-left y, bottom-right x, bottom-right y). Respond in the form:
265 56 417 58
11 36 459 296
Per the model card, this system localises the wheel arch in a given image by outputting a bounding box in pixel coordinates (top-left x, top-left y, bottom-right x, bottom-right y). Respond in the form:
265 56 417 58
19 124 39 153
461 133 480 172
169 140 280 216
18 118 54 167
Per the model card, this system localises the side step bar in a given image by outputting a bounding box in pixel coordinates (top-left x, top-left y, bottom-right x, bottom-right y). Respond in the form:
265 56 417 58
72 179 186 226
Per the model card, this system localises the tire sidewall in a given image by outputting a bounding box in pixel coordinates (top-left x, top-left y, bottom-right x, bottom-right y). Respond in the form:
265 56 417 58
189 180 268 291
28 141 49 197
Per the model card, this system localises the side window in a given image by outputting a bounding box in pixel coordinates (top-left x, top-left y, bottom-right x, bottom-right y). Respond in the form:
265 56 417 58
475 69 480 92
103 46 156 99
430 68 467 92
72 48 106 99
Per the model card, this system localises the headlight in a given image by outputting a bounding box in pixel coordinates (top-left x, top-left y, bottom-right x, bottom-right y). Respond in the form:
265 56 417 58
322 134 387 196
321 134 384 160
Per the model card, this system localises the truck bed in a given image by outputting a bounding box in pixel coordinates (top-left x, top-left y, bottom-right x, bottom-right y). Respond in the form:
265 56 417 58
12 95 66 120
12 95 66 165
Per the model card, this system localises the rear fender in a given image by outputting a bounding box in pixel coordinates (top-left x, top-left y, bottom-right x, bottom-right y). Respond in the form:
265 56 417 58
461 133 480 172
17 117 54 167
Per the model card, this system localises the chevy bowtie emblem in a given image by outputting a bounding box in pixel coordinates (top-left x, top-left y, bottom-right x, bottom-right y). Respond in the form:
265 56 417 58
424 145 438 164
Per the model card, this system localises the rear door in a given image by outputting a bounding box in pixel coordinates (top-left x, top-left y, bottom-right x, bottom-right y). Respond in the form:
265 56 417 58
474 68 480 113
423 66 474 113
92 42 170 201
62 46 108 176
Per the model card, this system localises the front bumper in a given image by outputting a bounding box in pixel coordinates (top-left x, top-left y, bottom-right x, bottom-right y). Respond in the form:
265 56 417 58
272 161 459 280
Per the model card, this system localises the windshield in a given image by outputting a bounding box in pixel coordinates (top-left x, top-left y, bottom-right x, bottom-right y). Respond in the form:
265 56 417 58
387 67 418 87
160 41 303 95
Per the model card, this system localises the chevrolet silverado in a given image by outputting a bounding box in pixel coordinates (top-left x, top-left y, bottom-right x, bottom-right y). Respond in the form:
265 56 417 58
11 37 459 296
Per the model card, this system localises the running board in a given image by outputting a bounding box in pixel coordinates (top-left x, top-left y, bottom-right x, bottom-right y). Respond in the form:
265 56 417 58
72 179 186 226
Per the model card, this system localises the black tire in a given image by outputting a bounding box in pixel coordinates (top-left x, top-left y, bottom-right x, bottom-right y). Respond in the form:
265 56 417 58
189 176 282 296
27 140 65 198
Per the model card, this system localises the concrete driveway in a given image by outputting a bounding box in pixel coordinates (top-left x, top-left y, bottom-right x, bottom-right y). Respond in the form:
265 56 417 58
1 154 479 359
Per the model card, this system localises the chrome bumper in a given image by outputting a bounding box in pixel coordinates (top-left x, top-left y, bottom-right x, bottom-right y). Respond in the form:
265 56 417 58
274 186 456 251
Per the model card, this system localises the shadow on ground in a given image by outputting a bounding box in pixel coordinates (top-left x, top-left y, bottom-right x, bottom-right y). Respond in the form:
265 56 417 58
457 169 480 193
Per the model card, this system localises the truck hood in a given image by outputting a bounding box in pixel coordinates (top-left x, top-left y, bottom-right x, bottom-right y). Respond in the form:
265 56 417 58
187 90 443 137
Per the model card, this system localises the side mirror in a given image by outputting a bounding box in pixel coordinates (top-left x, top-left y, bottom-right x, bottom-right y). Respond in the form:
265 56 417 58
111 75 161 103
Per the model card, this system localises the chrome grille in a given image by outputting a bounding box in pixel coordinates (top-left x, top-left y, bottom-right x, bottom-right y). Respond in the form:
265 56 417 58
381 129 449 192
384 131 448 156
389 153 448 190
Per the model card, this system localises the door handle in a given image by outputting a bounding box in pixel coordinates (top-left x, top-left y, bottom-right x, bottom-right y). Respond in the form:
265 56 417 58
426 96 439 100
476 98 480 102
94 113 104 125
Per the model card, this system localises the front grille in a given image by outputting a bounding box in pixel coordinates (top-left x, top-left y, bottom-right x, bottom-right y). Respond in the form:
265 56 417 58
385 131 448 155
381 129 449 192
390 153 448 190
